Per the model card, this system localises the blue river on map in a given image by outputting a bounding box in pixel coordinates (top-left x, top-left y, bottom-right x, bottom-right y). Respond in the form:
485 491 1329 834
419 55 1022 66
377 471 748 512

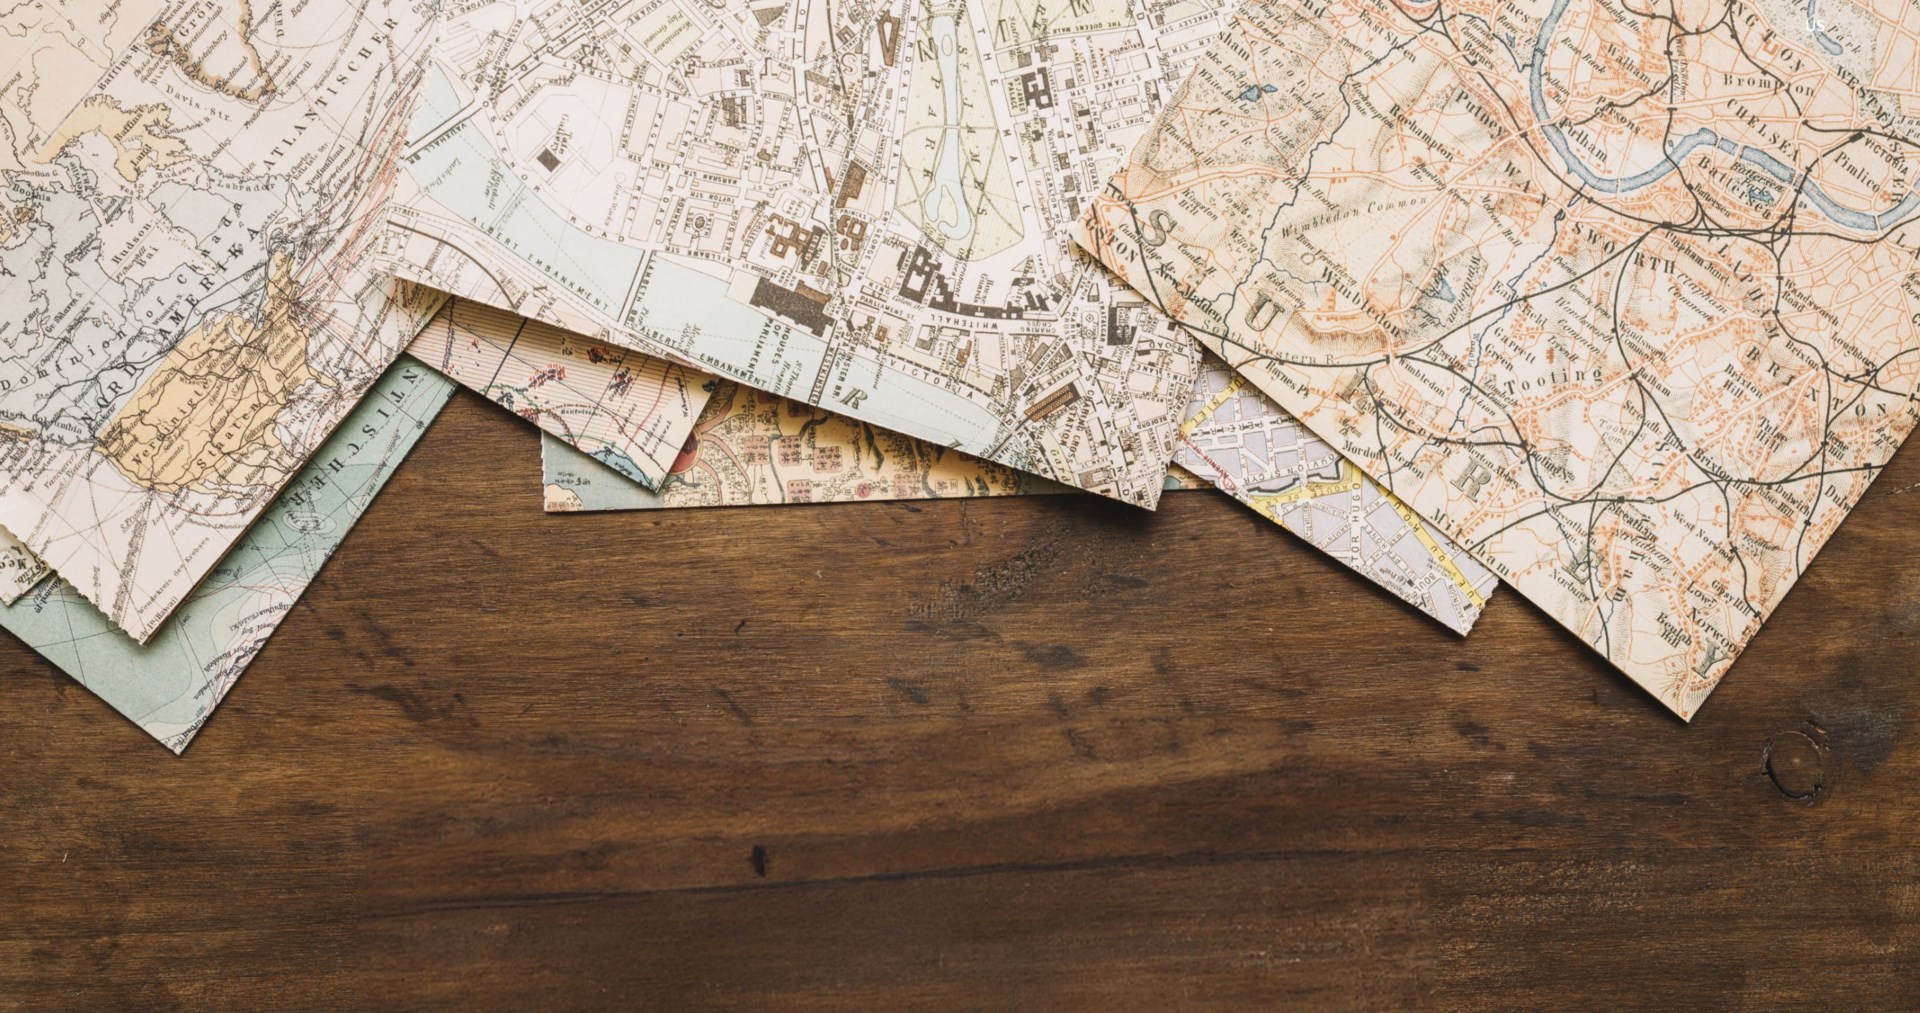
1529 0 1917 231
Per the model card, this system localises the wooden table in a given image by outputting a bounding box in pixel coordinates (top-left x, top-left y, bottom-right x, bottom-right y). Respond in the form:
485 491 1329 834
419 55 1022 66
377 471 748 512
3 391 1916 1008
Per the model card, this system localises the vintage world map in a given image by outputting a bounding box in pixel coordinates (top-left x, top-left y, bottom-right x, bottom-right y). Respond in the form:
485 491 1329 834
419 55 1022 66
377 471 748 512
0 0 438 640
381 0 1232 507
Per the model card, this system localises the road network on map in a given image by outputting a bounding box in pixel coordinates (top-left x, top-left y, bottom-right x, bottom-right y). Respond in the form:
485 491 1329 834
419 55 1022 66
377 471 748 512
1083 0 1920 716
383 0 1233 507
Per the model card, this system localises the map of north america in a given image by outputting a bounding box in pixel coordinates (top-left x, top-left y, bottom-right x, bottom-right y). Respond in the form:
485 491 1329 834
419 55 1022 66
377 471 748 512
383 0 1232 507
0 1 440 640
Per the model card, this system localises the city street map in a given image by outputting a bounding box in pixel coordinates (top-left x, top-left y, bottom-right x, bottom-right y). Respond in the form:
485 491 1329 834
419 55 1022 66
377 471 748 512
0 358 454 753
1082 0 1920 716
1176 358 1495 635
0 1 440 641
382 0 1231 507
407 299 710 488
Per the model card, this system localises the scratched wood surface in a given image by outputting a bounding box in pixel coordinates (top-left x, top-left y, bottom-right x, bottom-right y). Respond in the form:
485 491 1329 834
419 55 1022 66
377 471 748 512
1 389 1916 1009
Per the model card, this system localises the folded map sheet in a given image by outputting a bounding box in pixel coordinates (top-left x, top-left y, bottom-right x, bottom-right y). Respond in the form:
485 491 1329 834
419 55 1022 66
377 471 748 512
406 298 711 488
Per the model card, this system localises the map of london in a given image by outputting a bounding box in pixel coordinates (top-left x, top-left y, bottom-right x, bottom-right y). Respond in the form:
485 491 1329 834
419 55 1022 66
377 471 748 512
1083 0 1920 716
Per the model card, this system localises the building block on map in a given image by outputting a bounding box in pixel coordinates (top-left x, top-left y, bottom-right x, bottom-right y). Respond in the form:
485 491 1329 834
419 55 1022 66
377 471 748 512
382 0 1239 508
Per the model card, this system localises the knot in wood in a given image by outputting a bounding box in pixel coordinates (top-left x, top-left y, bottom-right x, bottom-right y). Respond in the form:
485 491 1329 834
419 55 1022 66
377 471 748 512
1764 730 1827 801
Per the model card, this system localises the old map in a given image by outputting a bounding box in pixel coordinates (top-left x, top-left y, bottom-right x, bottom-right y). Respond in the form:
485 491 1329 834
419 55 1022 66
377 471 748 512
1082 0 1920 716
1177 358 1495 634
408 299 710 488
542 378 1071 512
0 1 440 641
0 358 454 753
382 0 1232 507
0 527 47 604
537 349 1489 634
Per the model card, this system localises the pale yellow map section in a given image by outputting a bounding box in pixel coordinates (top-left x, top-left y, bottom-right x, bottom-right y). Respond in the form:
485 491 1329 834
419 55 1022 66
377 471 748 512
0 525 47 605
544 377 1066 511
143 0 278 102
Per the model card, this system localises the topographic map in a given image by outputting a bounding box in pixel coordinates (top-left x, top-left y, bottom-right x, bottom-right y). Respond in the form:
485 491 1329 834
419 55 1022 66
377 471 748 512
382 0 1234 507
1177 358 1495 634
0 0 440 641
1082 0 1920 716
542 378 1071 512
0 358 453 753
407 298 710 487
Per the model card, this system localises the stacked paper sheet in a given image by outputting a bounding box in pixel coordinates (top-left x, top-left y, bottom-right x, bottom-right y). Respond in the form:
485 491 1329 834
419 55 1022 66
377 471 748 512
2 0 1913 748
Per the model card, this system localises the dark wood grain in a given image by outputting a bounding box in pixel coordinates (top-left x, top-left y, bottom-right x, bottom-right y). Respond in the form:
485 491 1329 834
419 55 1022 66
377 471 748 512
2 389 1916 1010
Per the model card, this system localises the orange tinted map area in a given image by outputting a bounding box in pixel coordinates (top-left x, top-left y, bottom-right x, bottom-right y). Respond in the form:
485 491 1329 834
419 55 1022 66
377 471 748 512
1082 0 1920 717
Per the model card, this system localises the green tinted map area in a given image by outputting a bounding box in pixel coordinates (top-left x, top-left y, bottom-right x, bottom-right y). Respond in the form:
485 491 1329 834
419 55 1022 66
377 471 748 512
0 359 454 753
